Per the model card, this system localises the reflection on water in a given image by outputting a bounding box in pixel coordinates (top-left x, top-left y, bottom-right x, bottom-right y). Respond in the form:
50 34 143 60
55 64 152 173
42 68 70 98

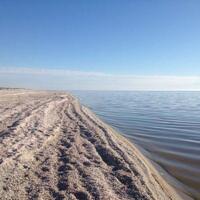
71 91 200 199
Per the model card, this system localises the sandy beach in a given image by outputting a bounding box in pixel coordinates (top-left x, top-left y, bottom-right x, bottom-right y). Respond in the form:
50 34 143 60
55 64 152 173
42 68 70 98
0 89 184 200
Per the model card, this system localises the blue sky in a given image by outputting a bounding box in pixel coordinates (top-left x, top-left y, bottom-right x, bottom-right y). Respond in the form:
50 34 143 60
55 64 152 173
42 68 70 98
0 1 200 90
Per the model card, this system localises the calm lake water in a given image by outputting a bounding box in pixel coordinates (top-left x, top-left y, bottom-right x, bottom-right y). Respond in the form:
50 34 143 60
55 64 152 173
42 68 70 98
71 91 200 200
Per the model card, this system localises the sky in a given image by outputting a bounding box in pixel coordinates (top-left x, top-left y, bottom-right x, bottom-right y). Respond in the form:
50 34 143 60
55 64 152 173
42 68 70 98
0 0 200 90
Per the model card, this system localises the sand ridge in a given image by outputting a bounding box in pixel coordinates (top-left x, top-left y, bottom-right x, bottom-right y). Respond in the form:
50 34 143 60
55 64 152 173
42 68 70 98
0 89 183 200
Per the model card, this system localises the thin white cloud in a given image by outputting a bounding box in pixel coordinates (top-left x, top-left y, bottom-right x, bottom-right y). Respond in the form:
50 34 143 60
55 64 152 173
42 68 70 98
0 67 200 90
0 67 106 76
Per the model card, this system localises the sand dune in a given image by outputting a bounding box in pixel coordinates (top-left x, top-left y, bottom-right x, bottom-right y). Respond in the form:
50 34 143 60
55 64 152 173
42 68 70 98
0 89 184 200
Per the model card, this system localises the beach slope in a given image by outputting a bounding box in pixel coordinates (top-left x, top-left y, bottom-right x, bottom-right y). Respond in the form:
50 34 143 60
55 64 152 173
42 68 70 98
0 89 182 200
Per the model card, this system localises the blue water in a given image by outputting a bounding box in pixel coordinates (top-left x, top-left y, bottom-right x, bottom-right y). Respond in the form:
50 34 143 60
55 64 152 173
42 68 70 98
71 91 200 199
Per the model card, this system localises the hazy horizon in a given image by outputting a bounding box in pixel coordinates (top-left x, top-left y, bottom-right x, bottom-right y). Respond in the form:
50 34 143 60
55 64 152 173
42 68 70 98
0 67 200 91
